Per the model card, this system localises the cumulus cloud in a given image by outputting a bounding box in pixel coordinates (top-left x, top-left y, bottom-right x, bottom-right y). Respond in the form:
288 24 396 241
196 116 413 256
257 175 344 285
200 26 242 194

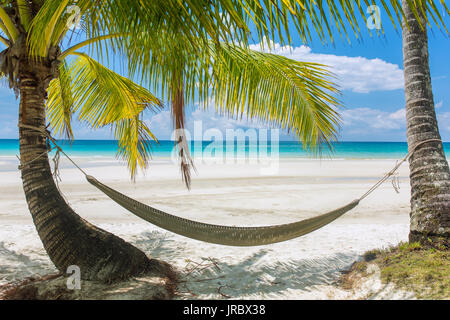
339 107 406 141
388 108 406 120
342 107 406 131
339 107 450 141
249 42 404 93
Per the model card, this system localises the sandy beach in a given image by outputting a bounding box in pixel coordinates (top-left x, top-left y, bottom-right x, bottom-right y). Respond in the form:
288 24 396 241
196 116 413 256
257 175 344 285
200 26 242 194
0 157 412 299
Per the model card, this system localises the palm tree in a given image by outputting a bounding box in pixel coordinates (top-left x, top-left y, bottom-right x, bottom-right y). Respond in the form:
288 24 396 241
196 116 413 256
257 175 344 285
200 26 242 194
402 0 450 247
0 0 447 283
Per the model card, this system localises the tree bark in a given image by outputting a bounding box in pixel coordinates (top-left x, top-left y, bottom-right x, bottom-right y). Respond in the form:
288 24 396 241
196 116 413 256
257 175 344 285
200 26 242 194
18 58 170 282
402 0 450 247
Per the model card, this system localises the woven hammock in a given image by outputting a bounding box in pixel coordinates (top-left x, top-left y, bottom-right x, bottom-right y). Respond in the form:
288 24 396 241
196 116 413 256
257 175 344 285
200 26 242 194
86 175 360 246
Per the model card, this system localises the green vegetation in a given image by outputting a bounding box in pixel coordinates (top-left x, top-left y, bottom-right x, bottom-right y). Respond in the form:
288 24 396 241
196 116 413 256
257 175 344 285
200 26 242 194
341 242 450 299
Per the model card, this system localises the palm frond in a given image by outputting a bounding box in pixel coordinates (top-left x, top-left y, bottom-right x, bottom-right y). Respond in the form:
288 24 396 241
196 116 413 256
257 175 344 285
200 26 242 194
0 34 9 46
27 0 93 57
17 0 32 31
206 42 341 150
69 52 162 128
114 116 157 180
47 60 75 139
27 0 70 57
46 53 162 178
0 4 18 42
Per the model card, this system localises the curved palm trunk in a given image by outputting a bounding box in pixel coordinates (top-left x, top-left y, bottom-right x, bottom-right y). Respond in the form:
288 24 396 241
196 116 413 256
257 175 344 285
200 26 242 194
402 1 450 247
18 58 168 282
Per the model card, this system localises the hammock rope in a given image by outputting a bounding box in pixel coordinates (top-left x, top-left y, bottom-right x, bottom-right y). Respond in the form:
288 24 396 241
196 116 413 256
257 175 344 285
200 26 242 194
17 123 442 246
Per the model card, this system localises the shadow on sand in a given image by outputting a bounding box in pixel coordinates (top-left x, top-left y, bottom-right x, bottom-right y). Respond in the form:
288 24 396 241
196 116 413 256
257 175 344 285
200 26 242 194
132 230 361 299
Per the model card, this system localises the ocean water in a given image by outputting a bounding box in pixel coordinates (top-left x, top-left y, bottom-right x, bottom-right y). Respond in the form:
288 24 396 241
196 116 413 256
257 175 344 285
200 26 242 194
0 139 449 160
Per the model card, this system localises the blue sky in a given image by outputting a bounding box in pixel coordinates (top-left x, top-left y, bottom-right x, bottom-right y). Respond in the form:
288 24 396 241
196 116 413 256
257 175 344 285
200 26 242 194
0 4 449 142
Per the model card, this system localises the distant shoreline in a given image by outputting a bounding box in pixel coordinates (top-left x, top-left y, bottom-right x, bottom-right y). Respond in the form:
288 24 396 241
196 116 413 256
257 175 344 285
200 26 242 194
1 140 449 159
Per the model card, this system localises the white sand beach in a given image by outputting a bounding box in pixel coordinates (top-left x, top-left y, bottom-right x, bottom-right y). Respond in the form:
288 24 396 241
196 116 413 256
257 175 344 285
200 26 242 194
0 157 413 299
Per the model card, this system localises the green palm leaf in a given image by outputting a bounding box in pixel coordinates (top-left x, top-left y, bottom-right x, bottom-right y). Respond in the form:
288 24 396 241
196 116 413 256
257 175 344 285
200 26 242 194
114 116 157 179
47 60 75 139
46 53 162 178
206 42 341 149
69 53 162 127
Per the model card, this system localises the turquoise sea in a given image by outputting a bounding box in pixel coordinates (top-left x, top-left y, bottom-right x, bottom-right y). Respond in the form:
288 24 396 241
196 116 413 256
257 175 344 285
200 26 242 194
0 140 449 159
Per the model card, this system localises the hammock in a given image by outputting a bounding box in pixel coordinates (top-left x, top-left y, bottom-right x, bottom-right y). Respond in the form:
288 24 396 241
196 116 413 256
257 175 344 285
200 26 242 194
19 124 440 246
86 174 360 246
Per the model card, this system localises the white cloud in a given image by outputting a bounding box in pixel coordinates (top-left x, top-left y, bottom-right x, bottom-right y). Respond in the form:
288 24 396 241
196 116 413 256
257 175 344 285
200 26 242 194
249 42 404 93
388 108 406 120
437 112 450 131
146 110 174 139
339 107 450 141
342 107 406 131
435 100 443 109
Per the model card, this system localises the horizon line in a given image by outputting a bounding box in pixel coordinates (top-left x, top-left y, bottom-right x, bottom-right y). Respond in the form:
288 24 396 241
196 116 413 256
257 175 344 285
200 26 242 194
1 138 449 143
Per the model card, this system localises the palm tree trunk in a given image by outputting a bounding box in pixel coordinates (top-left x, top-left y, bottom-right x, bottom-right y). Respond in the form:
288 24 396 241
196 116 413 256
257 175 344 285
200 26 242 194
402 0 450 247
18 58 169 282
